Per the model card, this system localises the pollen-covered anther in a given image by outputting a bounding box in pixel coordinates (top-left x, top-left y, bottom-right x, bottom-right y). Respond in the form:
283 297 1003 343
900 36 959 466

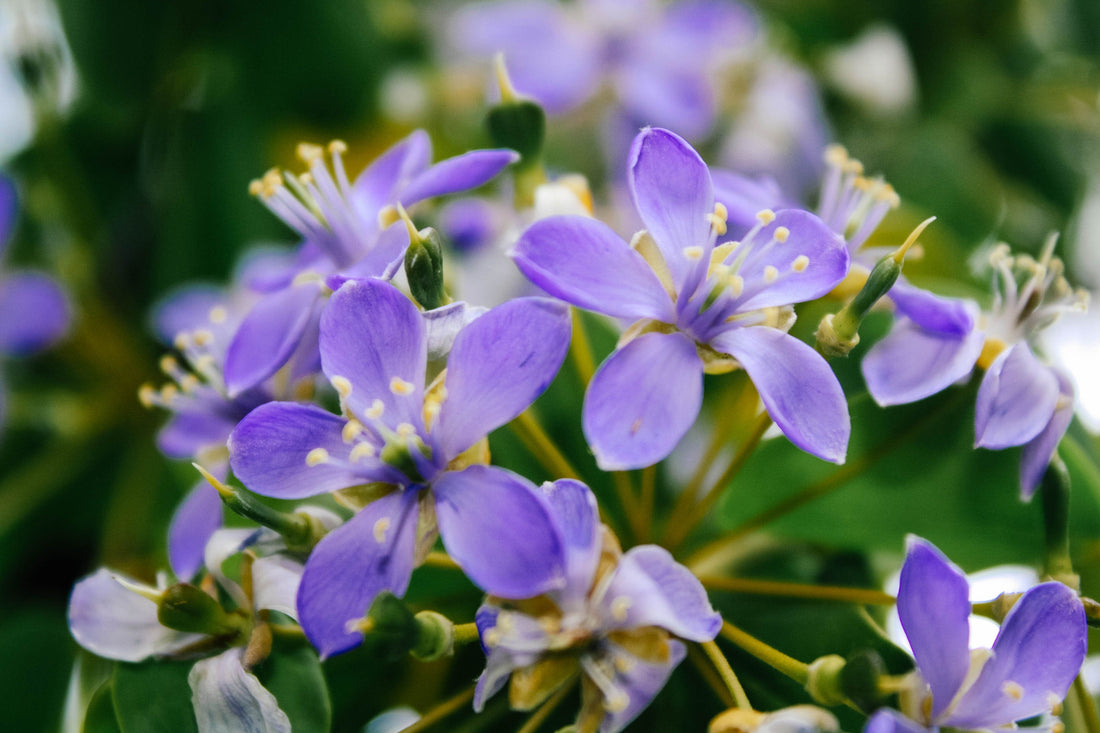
390 377 415 396
878 183 900 207
539 618 561 634
613 656 635 674
604 690 629 713
1047 692 1064 716
764 265 779 283
756 209 776 225
824 144 848 166
173 331 192 351
706 202 729 236
330 375 353 399
683 246 704 261
305 448 330 467
773 226 790 243
178 374 200 393
328 139 348 155
366 399 385 419
396 423 416 438
342 420 363 443
1001 680 1025 701
159 355 180 376
192 329 214 348
728 274 744 297
377 205 400 229
372 517 390 544
792 255 810 272
483 627 501 648
208 306 228 325
350 442 376 463
610 596 633 622
138 384 157 408
296 142 324 165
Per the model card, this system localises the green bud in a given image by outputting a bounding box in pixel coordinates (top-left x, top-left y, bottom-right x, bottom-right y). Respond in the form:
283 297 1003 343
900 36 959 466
804 654 847 706
404 227 447 310
157 584 248 639
487 99 546 165
410 611 455 661
363 591 420 660
838 650 888 710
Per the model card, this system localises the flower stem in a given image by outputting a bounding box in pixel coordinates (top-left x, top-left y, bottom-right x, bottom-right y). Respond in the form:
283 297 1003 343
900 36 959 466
663 412 771 552
399 685 476 733
687 644 734 708
720 621 809 686
452 622 480 647
423 552 461 570
515 679 575 733
611 470 644 543
510 409 581 480
698 576 895 606
569 309 597 387
700 640 752 710
638 464 657 542
1075 675 1100 733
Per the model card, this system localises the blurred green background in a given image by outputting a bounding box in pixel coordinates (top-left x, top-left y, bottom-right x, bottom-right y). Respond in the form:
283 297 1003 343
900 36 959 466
3 0 1100 729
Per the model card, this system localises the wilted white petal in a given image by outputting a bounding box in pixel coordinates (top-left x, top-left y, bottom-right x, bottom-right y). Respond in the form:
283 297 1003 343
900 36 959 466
188 648 290 733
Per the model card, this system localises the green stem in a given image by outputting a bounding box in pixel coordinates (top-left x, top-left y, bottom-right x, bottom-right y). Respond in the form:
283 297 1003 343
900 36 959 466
698 576 895 606
423 552 461 570
399 685 476 733
638 464 657 543
686 644 734 708
720 621 809 685
1075 675 1100 733
700 640 752 710
515 679 575 733
611 470 644 544
569 309 596 388
509 410 581 481
452 622 480 648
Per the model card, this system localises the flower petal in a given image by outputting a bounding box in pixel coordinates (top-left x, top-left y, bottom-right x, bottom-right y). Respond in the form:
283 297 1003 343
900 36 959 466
188 648 291 733
862 317 983 407
628 127 714 292
0 272 70 355
713 327 849 463
168 482 224 581
540 479 601 610
150 284 226 346
251 554 305 619
157 410 238 461
888 281 976 336
319 279 427 431
351 130 432 218
424 301 486 361
975 343 1060 450
68 569 203 662
1019 369 1075 500
897 536 972 721
436 297 570 459
224 283 323 397
229 402 394 499
298 489 420 658
595 545 720 641
617 61 715 140
0 173 16 253
587 640 686 733
946 582 1086 730
434 465 566 599
863 709 930 733
511 215 674 321
710 169 787 236
400 150 519 207
582 331 703 470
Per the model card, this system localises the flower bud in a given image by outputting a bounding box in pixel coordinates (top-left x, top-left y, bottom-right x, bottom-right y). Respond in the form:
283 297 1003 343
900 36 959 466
404 227 447 311
157 583 247 639
838 649 888 710
410 611 454 661
804 654 846 706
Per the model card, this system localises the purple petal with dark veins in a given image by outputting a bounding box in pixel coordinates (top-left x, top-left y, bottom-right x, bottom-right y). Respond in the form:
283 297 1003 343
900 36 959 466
298 489 420 658
320 279 427 431
946 582 1086 730
590 640 686 733
229 402 397 499
862 317 983 407
0 272 70 355
400 150 519 207
351 130 432 219
188 648 291 733
583 331 703 471
540 479 601 610
888 281 976 336
713 327 849 464
68 569 203 662
168 482 224 580
224 283 323 397
975 343 1060 450
436 297 570 459
434 465 566 599
627 128 714 292
595 545 720 641
1019 369 1075 500
897 536 972 721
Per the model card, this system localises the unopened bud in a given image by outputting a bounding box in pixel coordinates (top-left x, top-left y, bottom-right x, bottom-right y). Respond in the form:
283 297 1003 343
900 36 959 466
838 650 888 710
805 654 847 706
410 611 455 661
158 583 248 639
404 227 447 310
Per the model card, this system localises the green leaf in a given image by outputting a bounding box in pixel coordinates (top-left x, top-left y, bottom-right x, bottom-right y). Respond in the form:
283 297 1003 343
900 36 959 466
256 642 332 731
82 680 122 733
113 660 198 733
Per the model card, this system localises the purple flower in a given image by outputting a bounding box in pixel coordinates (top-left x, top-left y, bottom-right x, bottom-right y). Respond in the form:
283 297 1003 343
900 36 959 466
223 132 518 396
865 537 1085 733
474 478 720 733
228 279 572 657
862 240 1088 498
513 127 851 470
449 0 758 140
0 174 70 430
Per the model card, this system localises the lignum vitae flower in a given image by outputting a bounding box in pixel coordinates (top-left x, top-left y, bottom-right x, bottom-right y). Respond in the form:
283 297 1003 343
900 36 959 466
513 127 851 470
473 478 721 733
863 536 1085 733
862 238 1088 496
224 132 518 396
228 278 572 657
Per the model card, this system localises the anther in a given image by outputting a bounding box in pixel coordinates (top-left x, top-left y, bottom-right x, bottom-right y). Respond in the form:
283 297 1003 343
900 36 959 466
349 442 376 462
208 306 228 324
396 423 416 438
305 448 330 467
390 377 415 396
366 400 385 419
138 384 157 408
824 144 848 166
192 330 215 347
773 226 790 243
483 627 501 648
1001 681 1025 701
610 596 632 622
613 656 635 673
764 265 779 283
728 274 744 297
328 140 347 154
1048 692 1064 716
683 246 704 261
373 517 390 544
330 375 353 398
159 355 180 375
342 420 363 443
756 209 776 225
377 205 400 230
604 690 629 713
296 142 324 165
173 332 191 351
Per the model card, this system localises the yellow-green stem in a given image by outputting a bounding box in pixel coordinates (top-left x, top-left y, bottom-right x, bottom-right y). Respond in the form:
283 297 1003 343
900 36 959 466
399 685 476 733
423 552 461 570
510 410 581 480
687 644 734 708
700 640 752 710
452 622 480 647
611 470 644 543
569 309 597 387
638 464 657 543
1075 675 1100 733
664 412 772 552
720 621 809 685
515 679 575 733
698 576 895 606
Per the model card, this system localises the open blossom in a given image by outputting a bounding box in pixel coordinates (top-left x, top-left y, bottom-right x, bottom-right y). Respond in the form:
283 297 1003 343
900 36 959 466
228 278 572 657
513 127 850 470
474 479 720 733
223 131 518 396
862 239 1088 497
865 537 1085 733
0 173 70 431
